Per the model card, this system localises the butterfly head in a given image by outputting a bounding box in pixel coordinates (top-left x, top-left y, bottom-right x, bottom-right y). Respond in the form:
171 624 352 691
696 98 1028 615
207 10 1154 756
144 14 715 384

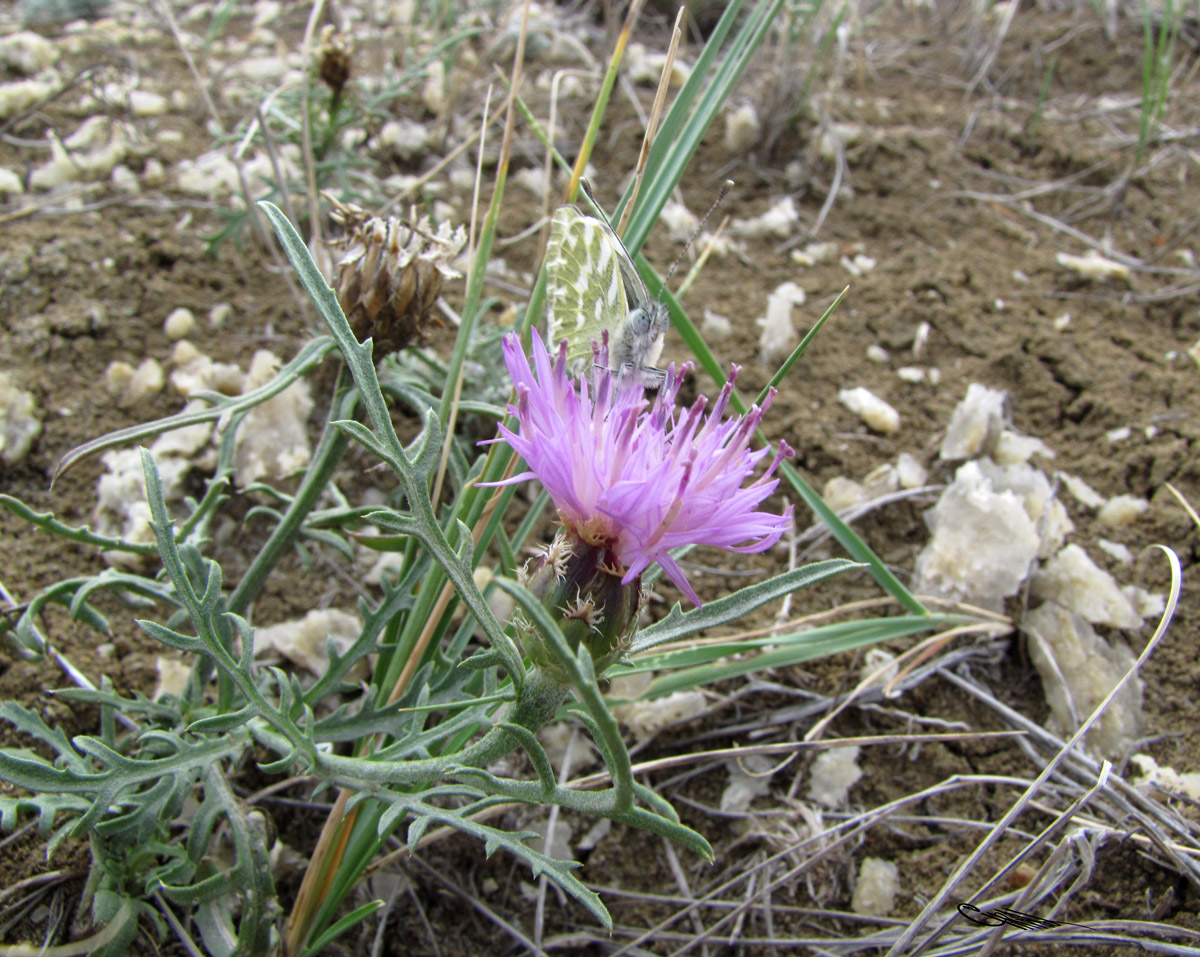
614 301 669 375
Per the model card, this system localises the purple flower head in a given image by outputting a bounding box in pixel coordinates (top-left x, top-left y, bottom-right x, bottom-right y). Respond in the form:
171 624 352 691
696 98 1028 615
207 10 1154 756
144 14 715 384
486 330 793 606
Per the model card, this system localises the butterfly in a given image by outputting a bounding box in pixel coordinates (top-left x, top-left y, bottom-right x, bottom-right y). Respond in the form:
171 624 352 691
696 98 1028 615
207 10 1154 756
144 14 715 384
545 205 669 387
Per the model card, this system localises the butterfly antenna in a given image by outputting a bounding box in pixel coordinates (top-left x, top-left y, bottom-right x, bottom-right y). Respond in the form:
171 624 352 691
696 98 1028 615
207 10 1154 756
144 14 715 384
658 179 735 300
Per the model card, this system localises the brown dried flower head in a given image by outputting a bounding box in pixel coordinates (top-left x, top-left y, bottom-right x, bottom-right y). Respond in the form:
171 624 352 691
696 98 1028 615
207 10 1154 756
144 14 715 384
327 197 466 356
316 26 353 96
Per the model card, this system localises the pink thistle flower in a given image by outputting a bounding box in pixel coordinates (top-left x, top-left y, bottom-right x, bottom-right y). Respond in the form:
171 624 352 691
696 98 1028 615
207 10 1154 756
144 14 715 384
487 330 793 607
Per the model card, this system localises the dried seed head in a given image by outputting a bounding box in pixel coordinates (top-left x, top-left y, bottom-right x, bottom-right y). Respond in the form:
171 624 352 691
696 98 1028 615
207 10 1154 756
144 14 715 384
316 26 353 96
327 196 466 355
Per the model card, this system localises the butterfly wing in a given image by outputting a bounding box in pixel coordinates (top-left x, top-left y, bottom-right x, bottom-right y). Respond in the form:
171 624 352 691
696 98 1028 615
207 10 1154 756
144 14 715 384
546 206 630 370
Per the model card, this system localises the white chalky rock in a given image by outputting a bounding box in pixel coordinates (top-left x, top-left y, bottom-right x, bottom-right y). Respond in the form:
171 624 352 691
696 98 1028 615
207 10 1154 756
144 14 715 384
254 608 362 675
1059 472 1105 509
94 446 190 564
1128 754 1200 801
511 167 549 198
1096 539 1133 564
611 684 707 742
624 42 691 86
31 117 128 189
0 72 61 120
863 463 900 497
0 373 42 465
861 647 899 690
0 32 58 74
723 102 761 153
149 401 213 460
233 350 313 487
170 347 244 397
913 460 1040 607
1056 250 1130 282
1098 494 1149 528
110 164 139 194
824 476 868 511
141 157 166 187
731 196 799 238
839 387 900 435
1023 601 1143 759
660 200 698 242
105 361 134 395
758 281 804 364
808 746 862 808
940 383 1006 459
702 309 732 340
896 452 927 489
0 167 25 195
791 241 839 266
1033 544 1141 629
209 303 232 328
164 307 195 340
1123 585 1164 621
379 118 429 159
129 89 167 117
975 458 1073 558
852 858 900 917
154 656 191 700
421 58 446 113
993 429 1052 465
720 753 777 813
118 358 165 407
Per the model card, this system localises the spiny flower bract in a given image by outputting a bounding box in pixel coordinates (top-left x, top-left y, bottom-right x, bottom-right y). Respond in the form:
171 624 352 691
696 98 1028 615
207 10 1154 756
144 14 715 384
488 330 793 606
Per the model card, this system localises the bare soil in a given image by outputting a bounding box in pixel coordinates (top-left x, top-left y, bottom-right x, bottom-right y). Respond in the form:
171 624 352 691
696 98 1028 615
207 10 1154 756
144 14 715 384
1 2 1198 954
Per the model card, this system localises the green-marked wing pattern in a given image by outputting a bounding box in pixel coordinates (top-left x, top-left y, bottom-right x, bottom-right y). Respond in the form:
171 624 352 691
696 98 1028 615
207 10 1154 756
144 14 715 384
545 206 667 381
546 206 632 369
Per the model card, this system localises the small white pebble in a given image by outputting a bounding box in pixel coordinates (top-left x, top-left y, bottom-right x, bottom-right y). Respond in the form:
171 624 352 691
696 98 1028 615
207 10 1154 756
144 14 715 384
1012 269 1030 282
896 366 925 383
1053 312 1072 330
121 358 165 406
111 164 139 194
927 368 942 385
896 451 927 488
0 166 24 196
1057 249 1130 281
912 321 931 358
1059 472 1105 509
1106 426 1132 443
823 476 868 510
130 90 167 117
164 307 195 340
852 858 900 917
701 309 732 340
1144 424 1158 440
142 158 166 187
1098 494 1149 528
209 302 232 328
866 344 890 363
1097 539 1133 564
105 360 135 395
170 340 202 366
723 102 761 154
808 746 862 808
839 387 900 435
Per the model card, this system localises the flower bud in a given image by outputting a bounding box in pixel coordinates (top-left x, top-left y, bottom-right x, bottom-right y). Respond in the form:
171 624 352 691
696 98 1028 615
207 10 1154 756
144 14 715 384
516 529 642 683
